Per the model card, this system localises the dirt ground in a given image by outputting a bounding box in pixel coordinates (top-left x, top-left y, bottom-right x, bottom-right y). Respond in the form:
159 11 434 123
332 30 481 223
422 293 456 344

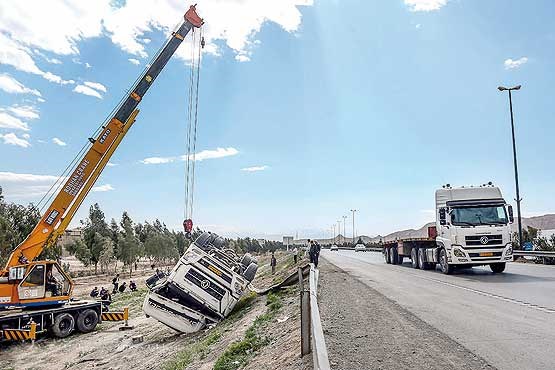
318 258 495 370
1 251 311 370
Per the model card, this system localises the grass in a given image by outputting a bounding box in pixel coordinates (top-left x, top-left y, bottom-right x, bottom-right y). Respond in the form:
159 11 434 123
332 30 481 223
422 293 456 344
163 330 223 370
213 292 282 370
110 287 148 312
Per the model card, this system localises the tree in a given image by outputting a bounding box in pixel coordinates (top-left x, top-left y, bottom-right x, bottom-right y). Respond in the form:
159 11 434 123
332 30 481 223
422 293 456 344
99 237 115 273
118 211 140 275
81 203 110 274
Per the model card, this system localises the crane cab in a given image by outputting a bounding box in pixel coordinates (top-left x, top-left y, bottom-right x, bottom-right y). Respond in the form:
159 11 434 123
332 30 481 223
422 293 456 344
0 261 73 309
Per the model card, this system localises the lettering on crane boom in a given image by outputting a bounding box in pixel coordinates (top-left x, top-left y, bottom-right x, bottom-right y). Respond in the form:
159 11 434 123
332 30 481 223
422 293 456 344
64 159 90 196
45 209 60 225
99 128 111 144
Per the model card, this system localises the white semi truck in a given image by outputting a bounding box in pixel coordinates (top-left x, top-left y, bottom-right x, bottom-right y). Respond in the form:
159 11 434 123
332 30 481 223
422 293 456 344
383 184 514 274
143 232 257 333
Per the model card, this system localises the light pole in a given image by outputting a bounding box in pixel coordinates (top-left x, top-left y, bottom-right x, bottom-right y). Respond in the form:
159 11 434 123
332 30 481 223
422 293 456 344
337 220 341 245
332 225 336 245
350 209 358 244
342 216 347 245
498 84 523 247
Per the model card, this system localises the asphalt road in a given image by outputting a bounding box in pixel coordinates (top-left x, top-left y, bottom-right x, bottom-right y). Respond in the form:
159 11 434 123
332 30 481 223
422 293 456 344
322 250 555 370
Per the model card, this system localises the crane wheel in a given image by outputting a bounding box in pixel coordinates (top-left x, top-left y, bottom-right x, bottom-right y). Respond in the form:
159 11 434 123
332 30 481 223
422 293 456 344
51 313 75 338
77 309 99 333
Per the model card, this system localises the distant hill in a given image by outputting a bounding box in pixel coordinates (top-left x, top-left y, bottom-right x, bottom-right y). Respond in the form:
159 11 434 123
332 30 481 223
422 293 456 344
294 214 555 246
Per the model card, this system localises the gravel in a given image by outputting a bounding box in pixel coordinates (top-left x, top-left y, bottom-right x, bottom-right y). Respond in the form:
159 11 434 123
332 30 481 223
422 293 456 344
318 259 496 370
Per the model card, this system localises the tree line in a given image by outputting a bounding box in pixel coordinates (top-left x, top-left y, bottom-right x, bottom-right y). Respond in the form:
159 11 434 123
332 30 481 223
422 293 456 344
0 188 284 273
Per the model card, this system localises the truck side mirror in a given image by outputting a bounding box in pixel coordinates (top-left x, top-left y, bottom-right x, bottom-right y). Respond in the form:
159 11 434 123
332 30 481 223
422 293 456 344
439 208 447 225
508 205 514 223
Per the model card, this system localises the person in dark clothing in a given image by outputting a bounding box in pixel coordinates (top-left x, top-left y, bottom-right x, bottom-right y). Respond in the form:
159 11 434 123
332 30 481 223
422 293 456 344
270 252 277 275
90 287 99 298
99 287 108 297
309 240 321 268
129 280 137 292
118 281 127 293
112 273 120 294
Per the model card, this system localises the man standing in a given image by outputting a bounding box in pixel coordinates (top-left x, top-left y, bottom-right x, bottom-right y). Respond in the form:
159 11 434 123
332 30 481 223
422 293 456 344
270 252 277 275
112 273 120 294
292 246 298 264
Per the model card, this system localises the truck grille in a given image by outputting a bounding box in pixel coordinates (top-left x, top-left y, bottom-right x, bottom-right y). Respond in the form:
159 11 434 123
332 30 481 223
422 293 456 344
465 234 503 248
198 258 233 283
185 269 226 301
468 252 503 258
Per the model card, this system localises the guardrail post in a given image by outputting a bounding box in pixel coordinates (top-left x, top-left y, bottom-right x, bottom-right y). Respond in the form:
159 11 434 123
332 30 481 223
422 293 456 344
300 267 311 356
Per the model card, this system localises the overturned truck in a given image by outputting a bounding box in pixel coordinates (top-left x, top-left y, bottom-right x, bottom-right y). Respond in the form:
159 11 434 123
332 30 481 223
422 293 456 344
143 232 258 333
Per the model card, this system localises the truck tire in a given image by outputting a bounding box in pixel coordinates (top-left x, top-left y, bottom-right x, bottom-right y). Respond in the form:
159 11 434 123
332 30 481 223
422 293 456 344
490 263 506 273
418 248 429 270
51 313 75 338
390 247 399 265
240 253 253 268
439 248 453 275
384 248 391 264
243 262 258 282
76 309 99 333
411 248 419 269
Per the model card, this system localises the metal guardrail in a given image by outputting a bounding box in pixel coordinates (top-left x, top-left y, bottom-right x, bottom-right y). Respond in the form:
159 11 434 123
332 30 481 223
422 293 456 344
514 250 555 258
300 264 331 370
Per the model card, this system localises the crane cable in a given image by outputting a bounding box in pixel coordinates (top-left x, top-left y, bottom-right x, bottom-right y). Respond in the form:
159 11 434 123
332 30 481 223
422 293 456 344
183 26 204 237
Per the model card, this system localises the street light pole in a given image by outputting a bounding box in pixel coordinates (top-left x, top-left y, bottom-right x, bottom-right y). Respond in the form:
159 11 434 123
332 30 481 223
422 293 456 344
342 216 347 245
337 220 341 245
498 84 523 247
350 209 358 243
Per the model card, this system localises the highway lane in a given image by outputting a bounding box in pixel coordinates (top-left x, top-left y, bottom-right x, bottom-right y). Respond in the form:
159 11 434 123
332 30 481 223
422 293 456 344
321 250 555 370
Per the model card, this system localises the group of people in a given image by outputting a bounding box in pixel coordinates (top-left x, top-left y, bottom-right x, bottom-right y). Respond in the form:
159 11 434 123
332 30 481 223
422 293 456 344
89 275 137 302
308 239 321 267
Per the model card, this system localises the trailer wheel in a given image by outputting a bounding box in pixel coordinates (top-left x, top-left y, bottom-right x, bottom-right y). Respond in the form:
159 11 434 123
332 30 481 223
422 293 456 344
439 249 453 275
76 309 99 333
490 263 506 274
240 253 253 268
51 313 75 338
411 248 419 269
390 247 399 265
243 262 258 282
384 248 391 264
418 248 429 270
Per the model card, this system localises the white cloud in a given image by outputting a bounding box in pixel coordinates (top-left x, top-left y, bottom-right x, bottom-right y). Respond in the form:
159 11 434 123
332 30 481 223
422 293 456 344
85 62 92 68
0 171 60 182
415 23 422 29
37 97 46 103
142 147 239 164
22 133 30 139
128 58 140 65
504 57 528 70
235 54 251 62
52 137 67 146
241 165 269 172
92 184 114 192
0 112 30 131
0 132 31 147
0 74 41 96
0 1 313 67
0 33 73 85
106 162 118 167
73 84 103 99
5 105 39 120
405 0 448 11
83 81 107 93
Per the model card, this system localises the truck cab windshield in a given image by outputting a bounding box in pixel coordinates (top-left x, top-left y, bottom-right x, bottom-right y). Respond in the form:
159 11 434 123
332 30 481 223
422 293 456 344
450 205 508 226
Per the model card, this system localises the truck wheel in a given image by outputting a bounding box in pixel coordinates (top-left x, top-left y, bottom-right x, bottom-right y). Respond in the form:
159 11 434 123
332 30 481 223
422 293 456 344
439 249 453 275
240 253 253 268
243 262 258 282
384 248 391 264
76 309 99 333
398 256 404 265
490 263 506 273
411 248 419 269
418 248 429 270
390 247 399 265
51 313 75 338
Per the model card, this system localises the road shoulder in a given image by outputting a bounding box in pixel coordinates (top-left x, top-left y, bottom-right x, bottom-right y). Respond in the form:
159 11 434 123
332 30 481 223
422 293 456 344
318 258 495 370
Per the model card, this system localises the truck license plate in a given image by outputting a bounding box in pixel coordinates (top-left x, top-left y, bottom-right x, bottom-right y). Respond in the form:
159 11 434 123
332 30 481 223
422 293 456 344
480 252 493 257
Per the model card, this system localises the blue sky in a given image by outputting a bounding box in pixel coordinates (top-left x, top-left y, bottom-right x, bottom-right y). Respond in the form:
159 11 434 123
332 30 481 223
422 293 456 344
0 0 554 240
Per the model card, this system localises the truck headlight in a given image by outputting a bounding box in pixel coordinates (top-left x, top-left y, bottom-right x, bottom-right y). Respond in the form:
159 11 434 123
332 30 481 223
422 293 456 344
505 245 513 256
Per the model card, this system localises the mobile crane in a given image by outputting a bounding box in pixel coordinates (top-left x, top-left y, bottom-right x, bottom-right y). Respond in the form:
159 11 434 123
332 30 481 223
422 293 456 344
0 5 203 341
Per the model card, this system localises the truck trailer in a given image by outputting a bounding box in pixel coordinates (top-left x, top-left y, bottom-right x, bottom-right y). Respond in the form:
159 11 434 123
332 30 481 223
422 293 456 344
383 184 514 274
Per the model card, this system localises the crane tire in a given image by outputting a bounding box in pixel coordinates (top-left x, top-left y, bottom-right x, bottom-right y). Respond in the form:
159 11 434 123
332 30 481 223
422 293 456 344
51 313 75 338
76 309 99 333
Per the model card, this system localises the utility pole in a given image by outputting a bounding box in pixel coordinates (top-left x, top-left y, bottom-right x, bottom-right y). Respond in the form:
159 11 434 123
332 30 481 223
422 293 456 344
337 220 341 245
498 85 523 247
350 209 358 244
332 224 336 245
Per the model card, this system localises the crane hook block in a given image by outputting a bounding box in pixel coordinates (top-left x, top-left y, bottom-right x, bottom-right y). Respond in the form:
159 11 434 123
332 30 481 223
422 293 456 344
183 219 193 233
184 5 204 28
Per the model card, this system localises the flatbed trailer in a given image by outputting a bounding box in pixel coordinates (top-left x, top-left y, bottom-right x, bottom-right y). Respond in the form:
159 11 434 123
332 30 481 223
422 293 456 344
382 227 441 270
0 300 128 342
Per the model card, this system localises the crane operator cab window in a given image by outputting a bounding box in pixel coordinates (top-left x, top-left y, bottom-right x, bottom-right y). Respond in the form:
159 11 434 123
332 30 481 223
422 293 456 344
45 264 68 297
18 264 46 300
